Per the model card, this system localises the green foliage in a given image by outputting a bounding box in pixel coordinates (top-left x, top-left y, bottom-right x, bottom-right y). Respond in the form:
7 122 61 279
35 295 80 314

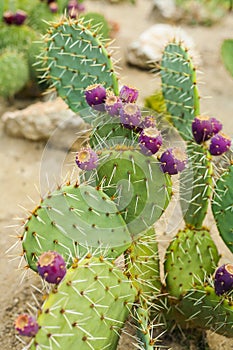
221 39 233 77
175 0 231 25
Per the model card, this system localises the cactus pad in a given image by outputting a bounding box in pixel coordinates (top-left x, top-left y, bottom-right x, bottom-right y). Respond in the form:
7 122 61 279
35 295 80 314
40 17 118 112
212 164 233 253
166 285 233 337
180 142 213 228
22 183 131 271
126 227 161 299
0 49 29 97
160 42 200 140
164 227 219 298
95 148 172 235
30 256 137 349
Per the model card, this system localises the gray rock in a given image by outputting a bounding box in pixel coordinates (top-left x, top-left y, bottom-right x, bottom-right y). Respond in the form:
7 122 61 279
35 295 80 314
152 0 177 19
2 98 89 149
126 24 201 70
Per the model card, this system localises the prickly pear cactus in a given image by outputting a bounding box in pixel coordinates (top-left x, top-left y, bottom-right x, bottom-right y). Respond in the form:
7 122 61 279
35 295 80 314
14 17 233 350
212 164 233 253
166 285 233 336
0 49 29 97
180 142 213 228
95 147 172 235
22 183 131 271
164 227 219 298
126 227 161 298
40 16 119 112
221 39 233 77
30 256 137 349
160 42 200 140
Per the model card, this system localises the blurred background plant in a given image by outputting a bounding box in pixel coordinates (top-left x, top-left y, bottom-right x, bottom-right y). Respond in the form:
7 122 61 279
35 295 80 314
0 0 121 100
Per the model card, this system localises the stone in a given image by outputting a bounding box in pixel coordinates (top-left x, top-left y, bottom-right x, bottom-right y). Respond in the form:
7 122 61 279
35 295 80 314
152 0 177 19
126 24 201 70
1 98 89 149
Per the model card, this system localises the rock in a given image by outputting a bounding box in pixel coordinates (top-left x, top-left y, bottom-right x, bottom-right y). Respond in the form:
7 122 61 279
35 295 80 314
151 0 177 19
2 98 89 149
126 24 201 70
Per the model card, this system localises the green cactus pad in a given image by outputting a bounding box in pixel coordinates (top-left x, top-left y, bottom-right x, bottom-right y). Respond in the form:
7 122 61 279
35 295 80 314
180 142 213 228
0 24 39 52
221 39 233 77
40 17 118 112
27 2 63 34
81 12 111 40
95 148 172 235
160 42 200 140
133 306 154 350
212 164 233 253
22 183 131 271
164 228 219 298
166 285 233 337
0 49 29 97
126 227 161 300
30 256 137 349
84 111 138 149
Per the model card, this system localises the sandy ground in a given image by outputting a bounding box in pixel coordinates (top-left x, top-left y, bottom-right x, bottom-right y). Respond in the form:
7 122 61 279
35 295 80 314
0 0 233 349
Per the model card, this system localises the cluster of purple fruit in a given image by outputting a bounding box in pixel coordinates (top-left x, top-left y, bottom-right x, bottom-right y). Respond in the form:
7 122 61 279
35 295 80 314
3 10 27 25
192 115 231 156
15 251 66 337
78 83 188 175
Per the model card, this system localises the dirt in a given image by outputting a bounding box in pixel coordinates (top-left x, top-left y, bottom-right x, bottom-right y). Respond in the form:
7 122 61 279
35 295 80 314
0 0 233 349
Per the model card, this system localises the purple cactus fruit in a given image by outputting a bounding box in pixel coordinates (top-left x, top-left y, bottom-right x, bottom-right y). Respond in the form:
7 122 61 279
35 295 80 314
210 117 222 135
105 93 123 117
77 2 85 12
138 127 162 156
75 148 98 171
13 10 27 25
159 147 187 175
37 251 66 284
15 314 39 337
3 11 15 25
136 115 156 133
119 103 141 129
119 85 139 103
192 115 213 144
209 132 231 156
214 264 233 295
85 84 106 111
68 0 85 17
67 0 78 9
49 2 59 12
